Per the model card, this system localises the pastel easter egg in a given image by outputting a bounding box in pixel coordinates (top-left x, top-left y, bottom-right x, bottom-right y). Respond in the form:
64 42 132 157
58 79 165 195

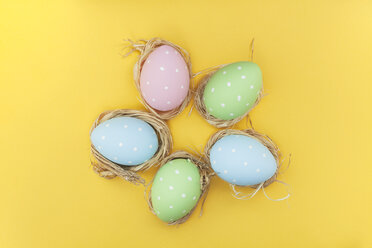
203 62 262 120
151 159 201 222
209 135 276 186
90 117 159 166
140 45 190 111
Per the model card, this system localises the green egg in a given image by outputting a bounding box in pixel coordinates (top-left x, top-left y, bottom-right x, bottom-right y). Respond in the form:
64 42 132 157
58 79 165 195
151 158 201 222
203 61 263 120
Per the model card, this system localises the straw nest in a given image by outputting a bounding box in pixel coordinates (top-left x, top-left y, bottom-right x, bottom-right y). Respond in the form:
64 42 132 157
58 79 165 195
89 109 172 185
146 151 214 225
123 38 192 120
194 66 263 128
204 129 281 189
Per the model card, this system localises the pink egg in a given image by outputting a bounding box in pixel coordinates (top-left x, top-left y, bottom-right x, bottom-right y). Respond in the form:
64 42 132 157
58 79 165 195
140 45 190 111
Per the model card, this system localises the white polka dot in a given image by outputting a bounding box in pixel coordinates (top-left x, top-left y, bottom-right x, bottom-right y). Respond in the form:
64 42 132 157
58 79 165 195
223 71 226 75
175 170 180 174
249 145 253 149
263 153 267 158
143 93 146 97
241 75 246 79
221 103 225 107
187 159 191 162
156 210 160 214
237 66 242 70
232 149 236 152
119 142 123 147
138 128 142 131
146 81 150 85
165 50 169 54
114 157 118 161
223 170 228 174
159 177 163 181
101 136 105 140
193 196 196 200
164 86 168 90
133 147 138 151
209 107 213 112
181 85 184 89
124 125 128 128
149 144 153 148
184 65 187 69
232 179 237 183
169 185 174 190
256 168 261 172
157 196 161 200
237 95 241 101
152 98 156 102
227 82 231 87
169 205 173 209
128 161 132 164
211 88 215 93
105 124 110 127
187 176 192 181
166 101 171 104
175 68 179 72
218 147 222 151
147 60 151 64
244 162 248 166
246 103 250 106
250 85 254 89
181 193 186 198
182 210 186 213
97 146 102 150
160 67 165 71
212 160 216 164
230 113 234 116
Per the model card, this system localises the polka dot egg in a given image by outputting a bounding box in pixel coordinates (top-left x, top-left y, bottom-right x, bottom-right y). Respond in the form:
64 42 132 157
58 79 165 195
203 61 262 120
90 117 159 166
140 45 190 111
209 135 277 186
151 159 201 222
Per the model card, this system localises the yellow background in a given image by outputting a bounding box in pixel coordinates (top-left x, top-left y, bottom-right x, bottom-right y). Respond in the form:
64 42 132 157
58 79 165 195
1 0 371 247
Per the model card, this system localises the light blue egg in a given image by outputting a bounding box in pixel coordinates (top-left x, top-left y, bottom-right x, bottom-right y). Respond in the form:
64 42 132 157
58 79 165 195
209 135 277 186
90 117 159 166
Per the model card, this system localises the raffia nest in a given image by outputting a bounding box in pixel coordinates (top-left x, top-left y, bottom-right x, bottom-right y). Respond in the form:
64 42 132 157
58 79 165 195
204 129 288 200
123 38 193 120
146 151 214 225
89 109 172 185
194 66 263 128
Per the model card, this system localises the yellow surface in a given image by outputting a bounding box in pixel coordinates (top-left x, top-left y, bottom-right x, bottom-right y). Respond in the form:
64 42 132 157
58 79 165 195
1 0 371 247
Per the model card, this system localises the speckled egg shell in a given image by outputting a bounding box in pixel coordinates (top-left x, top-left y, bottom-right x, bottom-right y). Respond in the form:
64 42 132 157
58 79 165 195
203 61 262 120
90 117 159 166
140 45 190 111
209 135 277 186
151 159 201 222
